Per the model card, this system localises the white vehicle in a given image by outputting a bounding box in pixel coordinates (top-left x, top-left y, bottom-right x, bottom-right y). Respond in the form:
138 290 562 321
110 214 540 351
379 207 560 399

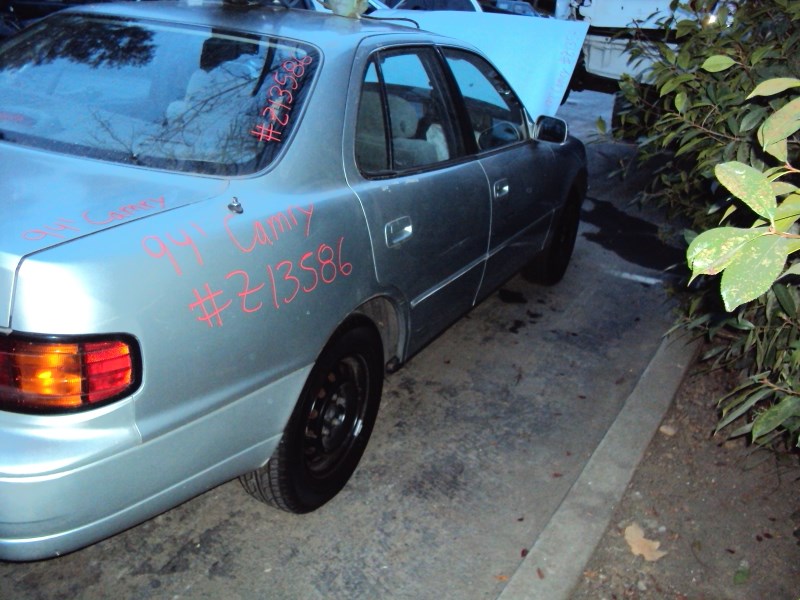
370 7 588 117
566 0 684 89
376 0 678 94
552 1 734 91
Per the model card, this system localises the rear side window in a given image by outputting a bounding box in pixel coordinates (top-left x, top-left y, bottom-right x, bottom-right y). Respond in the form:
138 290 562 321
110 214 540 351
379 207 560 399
0 15 319 175
355 47 463 174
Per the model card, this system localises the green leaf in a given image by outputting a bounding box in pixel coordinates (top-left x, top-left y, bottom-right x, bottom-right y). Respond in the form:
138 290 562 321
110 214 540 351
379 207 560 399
749 45 775 67
676 47 692 70
773 182 799 197
759 97 800 152
675 136 707 158
740 106 768 133
675 19 697 39
675 91 688 113
662 45 676 66
773 283 797 318
752 395 800 441
763 138 788 163
774 193 800 232
715 162 777 222
746 77 800 99
720 204 737 224
729 421 753 438
702 55 736 72
726 113 740 136
660 74 695 96
717 387 772 430
686 227 766 278
720 235 789 311
736 141 752 164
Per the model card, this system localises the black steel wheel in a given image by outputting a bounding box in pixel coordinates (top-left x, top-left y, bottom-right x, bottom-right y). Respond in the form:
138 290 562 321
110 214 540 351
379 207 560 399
240 323 383 513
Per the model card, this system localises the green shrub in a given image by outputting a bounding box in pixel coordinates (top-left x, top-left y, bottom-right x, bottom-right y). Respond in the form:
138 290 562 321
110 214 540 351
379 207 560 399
613 0 800 447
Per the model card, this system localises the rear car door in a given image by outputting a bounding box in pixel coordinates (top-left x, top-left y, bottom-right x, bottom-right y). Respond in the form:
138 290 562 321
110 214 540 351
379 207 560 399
346 46 491 354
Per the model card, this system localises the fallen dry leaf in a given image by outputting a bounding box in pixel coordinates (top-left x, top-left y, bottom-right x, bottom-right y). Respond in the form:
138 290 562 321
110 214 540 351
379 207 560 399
624 522 667 561
659 424 677 436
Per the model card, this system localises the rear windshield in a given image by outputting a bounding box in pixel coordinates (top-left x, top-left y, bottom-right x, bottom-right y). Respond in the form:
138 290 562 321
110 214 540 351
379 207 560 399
0 14 319 175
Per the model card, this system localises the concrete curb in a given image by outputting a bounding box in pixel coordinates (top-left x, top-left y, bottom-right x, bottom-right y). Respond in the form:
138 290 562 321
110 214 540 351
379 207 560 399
498 332 702 600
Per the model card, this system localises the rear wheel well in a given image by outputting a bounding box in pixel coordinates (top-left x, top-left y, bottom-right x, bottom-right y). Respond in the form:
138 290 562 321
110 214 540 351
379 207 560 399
352 296 404 373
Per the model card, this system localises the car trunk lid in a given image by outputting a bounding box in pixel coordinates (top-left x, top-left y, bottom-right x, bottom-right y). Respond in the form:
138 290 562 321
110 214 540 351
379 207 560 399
0 144 229 329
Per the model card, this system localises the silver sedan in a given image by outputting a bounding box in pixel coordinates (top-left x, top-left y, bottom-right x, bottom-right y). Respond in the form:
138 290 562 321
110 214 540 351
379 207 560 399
0 0 586 561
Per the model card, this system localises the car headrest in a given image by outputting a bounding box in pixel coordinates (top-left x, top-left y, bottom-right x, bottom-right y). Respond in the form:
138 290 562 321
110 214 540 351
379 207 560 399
357 90 419 139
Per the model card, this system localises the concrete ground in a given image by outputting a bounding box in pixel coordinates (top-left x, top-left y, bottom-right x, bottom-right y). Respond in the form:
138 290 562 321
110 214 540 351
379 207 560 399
499 91 700 599
0 91 698 599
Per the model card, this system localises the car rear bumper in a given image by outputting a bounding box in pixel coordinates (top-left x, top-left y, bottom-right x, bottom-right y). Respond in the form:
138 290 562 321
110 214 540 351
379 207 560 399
0 366 309 561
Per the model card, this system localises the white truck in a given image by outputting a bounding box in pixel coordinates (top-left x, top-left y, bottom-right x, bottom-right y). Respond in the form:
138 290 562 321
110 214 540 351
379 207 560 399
562 0 709 94
545 1 729 93
567 0 677 90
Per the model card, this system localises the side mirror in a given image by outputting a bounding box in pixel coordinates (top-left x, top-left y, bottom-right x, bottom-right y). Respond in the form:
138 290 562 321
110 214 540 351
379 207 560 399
533 115 568 144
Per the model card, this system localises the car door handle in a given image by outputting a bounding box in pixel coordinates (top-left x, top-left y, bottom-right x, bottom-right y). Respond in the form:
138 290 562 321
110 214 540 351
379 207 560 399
385 216 413 247
493 179 509 199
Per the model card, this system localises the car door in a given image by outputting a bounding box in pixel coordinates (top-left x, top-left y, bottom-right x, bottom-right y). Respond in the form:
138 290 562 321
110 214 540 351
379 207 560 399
441 48 562 298
346 47 491 355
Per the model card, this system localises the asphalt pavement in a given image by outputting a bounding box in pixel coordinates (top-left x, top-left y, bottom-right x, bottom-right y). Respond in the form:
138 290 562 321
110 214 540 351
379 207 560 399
0 91 700 600
497 90 700 599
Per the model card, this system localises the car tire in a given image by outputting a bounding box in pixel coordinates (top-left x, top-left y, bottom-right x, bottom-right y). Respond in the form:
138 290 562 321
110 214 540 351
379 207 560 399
524 189 582 285
240 323 384 513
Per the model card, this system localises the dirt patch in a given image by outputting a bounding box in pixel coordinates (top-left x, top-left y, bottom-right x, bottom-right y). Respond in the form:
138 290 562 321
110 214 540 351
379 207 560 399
570 361 800 600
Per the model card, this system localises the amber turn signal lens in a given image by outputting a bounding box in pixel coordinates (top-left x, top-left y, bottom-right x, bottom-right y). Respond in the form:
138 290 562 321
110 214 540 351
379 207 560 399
0 336 137 413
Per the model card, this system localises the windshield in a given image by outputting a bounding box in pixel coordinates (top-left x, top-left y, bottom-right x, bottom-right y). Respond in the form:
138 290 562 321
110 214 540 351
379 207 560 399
0 14 319 175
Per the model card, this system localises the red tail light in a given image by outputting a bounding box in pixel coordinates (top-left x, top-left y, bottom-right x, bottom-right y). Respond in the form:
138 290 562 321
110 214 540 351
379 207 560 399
0 335 139 413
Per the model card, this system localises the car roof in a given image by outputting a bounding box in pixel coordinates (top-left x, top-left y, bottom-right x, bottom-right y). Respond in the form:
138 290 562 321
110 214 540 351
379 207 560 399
71 0 458 49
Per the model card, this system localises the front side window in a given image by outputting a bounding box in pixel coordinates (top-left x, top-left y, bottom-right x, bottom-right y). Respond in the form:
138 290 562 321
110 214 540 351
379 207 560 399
355 47 462 174
0 15 319 175
442 48 527 151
